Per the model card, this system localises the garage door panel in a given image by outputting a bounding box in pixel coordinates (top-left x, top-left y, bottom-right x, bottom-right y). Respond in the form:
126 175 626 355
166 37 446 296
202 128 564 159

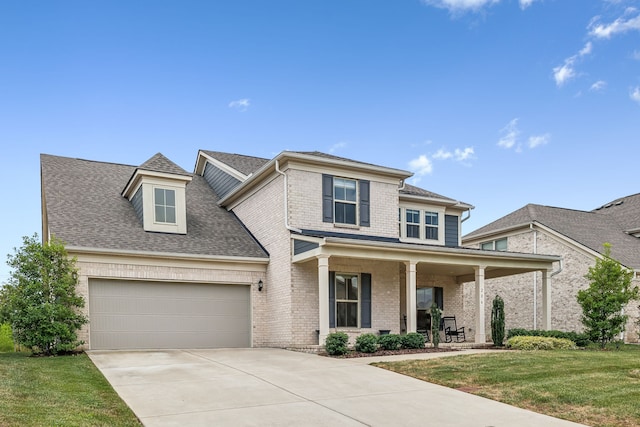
89 280 251 350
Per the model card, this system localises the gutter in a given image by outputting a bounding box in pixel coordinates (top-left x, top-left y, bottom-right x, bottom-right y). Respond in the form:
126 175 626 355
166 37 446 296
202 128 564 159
275 160 303 233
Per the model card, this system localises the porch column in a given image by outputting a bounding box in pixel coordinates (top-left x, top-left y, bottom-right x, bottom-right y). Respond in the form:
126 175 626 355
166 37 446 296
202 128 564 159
317 255 330 344
541 269 552 330
405 261 417 333
474 266 486 343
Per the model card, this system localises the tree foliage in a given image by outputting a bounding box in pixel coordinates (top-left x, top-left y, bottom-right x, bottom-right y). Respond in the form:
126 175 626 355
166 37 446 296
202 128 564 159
577 244 638 349
491 294 506 346
0 234 87 355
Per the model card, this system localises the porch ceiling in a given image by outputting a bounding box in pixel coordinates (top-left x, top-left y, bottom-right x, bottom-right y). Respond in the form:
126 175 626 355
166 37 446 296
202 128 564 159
292 236 560 284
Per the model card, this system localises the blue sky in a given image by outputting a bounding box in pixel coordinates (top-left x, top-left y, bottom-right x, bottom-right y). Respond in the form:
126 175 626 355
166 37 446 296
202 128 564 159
1 0 639 282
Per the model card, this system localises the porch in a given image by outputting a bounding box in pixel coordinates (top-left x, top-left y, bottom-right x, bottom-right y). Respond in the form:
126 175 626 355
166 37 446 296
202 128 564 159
292 233 561 345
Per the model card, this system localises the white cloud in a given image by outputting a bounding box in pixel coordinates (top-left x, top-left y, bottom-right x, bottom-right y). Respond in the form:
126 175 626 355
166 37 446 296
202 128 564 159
432 149 453 160
420 0 500 13
328 142 347 153
589 11 640 39
553 42 592 87
519 0 538 10
454 147 474 161
408 155 433 183
497 118 520 149
590 80 607 91
631 86 640 104
528 134 551 148
228 98 250 112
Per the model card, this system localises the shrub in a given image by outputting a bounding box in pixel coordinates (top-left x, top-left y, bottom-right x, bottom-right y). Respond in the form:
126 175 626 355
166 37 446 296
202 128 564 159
430 305 442 348
507 328 591 347
506 335 576 350
401 332 425 349
0 323 13 352
490 295 505 346
378 333 402 350
325 332 349 355
355 333 378 353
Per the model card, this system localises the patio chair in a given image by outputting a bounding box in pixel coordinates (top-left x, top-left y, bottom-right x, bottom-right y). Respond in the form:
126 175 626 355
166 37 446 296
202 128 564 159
417 328 430 343
442 316 466 343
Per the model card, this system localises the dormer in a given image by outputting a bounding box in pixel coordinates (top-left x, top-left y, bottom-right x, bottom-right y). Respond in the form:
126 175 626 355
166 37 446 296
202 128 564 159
122 153 192 234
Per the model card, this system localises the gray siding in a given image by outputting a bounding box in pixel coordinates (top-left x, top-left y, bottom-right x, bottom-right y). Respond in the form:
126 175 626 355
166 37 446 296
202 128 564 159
132 186 143 223
293 239 319 255
203 161 241 199
445 215 459 247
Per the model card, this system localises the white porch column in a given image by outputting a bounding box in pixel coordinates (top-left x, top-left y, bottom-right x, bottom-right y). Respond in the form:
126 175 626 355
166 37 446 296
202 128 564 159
405 261 417 333
318 255 330 344
474 266 486 343
541 269 552 330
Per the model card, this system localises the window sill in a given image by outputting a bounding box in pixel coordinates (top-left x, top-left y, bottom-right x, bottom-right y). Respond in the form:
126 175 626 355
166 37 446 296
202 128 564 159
334 223 360 230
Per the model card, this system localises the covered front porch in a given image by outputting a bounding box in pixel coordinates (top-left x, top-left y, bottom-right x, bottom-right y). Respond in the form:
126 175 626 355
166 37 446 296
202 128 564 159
292 234 561 345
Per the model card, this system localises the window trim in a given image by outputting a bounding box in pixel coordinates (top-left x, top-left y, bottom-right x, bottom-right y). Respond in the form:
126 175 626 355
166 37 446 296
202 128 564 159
333 177 358 226
398 206 445 245
153 187 177 225
481 237 508 251
334 272 360 328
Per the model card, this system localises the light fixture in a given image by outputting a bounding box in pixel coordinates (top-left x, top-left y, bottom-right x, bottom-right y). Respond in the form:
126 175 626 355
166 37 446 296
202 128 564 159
72 272 78 281
258 279 263 292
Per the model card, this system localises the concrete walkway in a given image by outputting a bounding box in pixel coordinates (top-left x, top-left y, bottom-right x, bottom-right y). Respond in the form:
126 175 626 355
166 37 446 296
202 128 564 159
89 348 585 427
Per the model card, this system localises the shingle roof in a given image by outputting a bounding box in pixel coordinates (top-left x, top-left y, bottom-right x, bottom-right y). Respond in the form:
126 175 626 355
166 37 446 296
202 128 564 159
200 150 270 176
139 153 191 176
464 203 640 269
400 183 462 203
592 193 640 234
41 154 268 259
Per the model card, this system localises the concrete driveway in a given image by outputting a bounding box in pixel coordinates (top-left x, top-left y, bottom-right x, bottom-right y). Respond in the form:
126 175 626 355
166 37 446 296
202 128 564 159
89 348 585 427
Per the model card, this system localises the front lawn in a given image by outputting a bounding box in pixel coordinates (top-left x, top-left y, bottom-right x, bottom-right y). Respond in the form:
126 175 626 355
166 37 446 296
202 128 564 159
374 345 640 427
0 352 140 426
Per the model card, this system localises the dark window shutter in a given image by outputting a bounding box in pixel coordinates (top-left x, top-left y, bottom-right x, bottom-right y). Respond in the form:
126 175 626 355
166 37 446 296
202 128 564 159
435 287 444 310
322 174 334 223
359 180 370 227
329 271 336 328
361 273 372 328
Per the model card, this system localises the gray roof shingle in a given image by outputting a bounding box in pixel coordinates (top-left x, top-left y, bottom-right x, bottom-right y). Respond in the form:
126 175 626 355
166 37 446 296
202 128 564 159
139 153 191 176
41 154 268 259
200 150 270 176
464 203 640 269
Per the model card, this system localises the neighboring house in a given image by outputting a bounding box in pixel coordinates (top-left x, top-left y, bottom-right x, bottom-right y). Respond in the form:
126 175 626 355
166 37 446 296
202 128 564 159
462 199 640 343
41 150 560 350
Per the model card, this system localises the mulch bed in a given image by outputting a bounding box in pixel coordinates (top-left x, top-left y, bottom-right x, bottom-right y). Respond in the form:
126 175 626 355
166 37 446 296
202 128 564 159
323 347 461 358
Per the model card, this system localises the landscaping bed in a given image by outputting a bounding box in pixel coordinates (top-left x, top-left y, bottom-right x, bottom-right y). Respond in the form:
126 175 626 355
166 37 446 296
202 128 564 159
325 346 460 358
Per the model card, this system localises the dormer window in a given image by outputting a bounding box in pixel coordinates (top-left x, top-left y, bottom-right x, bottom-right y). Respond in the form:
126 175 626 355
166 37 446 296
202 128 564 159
399 206 445 244
154 188 176 224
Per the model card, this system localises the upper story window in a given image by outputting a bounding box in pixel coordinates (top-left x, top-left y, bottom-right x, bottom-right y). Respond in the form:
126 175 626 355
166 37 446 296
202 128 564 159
323 174 370 227
481 238 507 251
154 188 176 224
333 178 357 225
425 211 438 240
399 207 442 242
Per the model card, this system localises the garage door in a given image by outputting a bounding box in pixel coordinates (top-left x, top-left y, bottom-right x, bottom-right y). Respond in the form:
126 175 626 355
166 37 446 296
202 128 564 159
89 279 250 350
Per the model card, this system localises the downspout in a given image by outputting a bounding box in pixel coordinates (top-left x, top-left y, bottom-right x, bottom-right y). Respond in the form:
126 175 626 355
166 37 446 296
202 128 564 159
275 160 302 233
461 209 471 223
531 223 537 329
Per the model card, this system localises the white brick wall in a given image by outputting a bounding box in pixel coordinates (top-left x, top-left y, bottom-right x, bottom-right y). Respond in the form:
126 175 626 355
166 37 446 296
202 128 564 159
463 229 640 343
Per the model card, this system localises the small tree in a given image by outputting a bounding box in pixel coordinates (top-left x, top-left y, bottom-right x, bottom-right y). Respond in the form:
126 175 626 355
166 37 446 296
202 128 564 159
430 304 442 348
577 243 638 349
491 294 505 346
0 234 87 355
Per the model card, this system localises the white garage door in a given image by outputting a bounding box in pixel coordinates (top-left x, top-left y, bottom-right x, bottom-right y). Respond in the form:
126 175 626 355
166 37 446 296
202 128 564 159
89 279 250 350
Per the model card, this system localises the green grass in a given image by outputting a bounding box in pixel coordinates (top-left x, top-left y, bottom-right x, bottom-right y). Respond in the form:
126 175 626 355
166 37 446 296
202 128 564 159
0 323 13 352
0 352 141 426
374 345 640 427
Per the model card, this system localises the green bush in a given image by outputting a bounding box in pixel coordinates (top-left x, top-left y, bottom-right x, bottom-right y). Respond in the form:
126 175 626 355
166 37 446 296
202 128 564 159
401 332 425 349
506 335 576 350
0 323 14 352
378 333 402 350
355 333 379 353
325 332 349 356
507 328 591 347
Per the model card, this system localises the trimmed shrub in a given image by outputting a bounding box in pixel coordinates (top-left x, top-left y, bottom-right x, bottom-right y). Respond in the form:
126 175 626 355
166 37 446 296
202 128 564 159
355 333 379 353
430 305 442 348
506 335 576 350
507 329 591 347
490 295 505 346
401 332 426 349
325 332 349 356
378 333 402 350
0 323 13 352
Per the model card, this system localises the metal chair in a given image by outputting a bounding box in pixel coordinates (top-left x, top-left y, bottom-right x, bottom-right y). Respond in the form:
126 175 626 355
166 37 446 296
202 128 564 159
442 316 466 343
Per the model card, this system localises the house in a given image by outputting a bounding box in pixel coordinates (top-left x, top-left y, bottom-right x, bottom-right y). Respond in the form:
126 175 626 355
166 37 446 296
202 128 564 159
462 199 640 343
40 150 561 350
